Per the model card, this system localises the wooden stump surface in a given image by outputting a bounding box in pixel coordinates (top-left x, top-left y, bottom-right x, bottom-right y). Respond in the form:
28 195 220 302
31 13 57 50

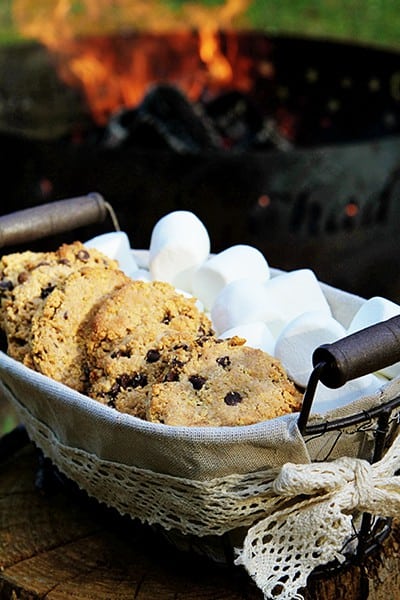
1 443 400 600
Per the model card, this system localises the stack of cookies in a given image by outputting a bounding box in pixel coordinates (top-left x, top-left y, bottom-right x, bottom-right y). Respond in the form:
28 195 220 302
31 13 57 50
0 241 302 426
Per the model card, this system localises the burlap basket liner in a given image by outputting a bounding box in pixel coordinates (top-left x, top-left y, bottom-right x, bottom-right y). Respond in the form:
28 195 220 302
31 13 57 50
0 274 397 482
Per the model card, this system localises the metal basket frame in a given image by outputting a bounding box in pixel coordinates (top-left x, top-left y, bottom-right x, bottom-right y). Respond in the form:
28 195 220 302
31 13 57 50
0 195 399 572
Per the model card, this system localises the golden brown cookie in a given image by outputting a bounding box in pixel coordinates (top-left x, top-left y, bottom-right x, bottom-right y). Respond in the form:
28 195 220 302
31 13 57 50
0 242 117 300
0 242 119 366
30 266 128 392
87 279 214 358
0 249 50 331
148 336 302 426
85 279 214 417
87 330 200 419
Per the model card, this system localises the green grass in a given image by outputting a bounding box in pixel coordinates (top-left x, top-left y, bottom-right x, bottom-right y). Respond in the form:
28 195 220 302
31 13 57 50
0 1 399 49
0 401 18 435
0 0 19 44
246 0 400 50
1 414 18 434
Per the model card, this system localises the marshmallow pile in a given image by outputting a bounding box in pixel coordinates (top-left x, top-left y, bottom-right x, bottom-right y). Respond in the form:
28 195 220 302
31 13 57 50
85 210 400 415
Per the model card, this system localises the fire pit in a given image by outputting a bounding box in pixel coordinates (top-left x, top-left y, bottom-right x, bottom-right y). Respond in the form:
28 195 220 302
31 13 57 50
0 28 399 300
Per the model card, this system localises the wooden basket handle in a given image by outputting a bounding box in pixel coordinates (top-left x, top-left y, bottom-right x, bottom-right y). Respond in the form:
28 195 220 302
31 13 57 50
312 315 400 388
0 193 116 249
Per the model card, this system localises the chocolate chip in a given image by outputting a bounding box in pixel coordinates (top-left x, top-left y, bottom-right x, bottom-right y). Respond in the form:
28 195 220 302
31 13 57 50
198 326 214 337
146 349 161 363
117 373 132 389
163 369 180 382
77 249 90 262
58 258 71 266
17 271 29 284
111 348 131 359
116 372 148 389
224 391 242 405
162 311 172 324
195 335 211 347
189 375 206 390
109 382 120 397
173 343 190 351
172 358 186 368
133 373 148 388
40 284 56 299
0 279 14 292
217 356 231 368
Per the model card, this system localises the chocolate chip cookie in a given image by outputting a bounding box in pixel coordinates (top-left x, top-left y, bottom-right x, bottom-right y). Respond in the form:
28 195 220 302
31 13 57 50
87 279 214 358
0 242 119 366
87 330 200 418
30 265 128 391
85 279 214 417
148 336 302 426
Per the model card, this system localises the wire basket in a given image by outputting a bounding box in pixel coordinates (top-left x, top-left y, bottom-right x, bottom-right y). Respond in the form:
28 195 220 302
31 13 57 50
0 195 399 599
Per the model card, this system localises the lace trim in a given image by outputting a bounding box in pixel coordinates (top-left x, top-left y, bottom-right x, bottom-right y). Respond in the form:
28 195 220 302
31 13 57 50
11 397 400 600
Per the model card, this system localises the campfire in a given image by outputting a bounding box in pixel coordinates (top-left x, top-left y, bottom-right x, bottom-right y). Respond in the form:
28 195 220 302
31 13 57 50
12 0 255 128
1 1 400 301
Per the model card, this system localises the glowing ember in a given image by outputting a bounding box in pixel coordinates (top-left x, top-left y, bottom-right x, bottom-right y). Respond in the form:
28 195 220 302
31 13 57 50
257 194 271 208
345 201 359 218
12 0 253 125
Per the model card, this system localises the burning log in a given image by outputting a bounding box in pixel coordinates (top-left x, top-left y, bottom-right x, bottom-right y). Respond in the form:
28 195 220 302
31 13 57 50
103 83 221 153
103 83 293 153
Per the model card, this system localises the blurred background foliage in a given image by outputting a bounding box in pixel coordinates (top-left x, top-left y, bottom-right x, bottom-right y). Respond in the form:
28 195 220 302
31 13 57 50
246 0 400 49
0 0 398 49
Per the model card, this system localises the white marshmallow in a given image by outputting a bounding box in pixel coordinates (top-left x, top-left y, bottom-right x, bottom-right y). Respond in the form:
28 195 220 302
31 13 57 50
261 269 332 337
274 310 347 388
132 249 150 270
219 321 276 354
85 231 138 276
348 296 400 333
348 296 400 379
192 244 270 310
149 211 210 291
130 268 152 282
311 373 383 415
211 278 273 335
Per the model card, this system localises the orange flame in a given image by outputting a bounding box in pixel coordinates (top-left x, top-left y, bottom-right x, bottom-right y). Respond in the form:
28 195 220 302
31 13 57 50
199 28 232 84
12 0 253 124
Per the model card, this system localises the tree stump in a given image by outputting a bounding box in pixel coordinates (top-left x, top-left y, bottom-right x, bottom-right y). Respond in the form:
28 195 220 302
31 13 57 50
0 442 399 600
